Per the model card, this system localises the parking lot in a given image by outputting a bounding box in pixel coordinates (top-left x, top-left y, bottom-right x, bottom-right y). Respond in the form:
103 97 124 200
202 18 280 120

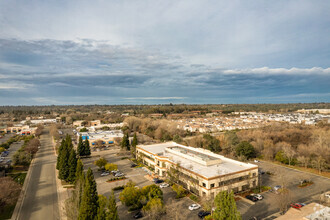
238 161 330 220
81 146 204 220
0 135 23 166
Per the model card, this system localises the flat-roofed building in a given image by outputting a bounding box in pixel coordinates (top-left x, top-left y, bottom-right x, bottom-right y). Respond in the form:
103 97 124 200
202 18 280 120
275 203 329 220
76 130 124 147
136 142 258 198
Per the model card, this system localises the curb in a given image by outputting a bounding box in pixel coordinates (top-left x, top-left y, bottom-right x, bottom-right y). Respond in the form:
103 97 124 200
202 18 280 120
11 156 36 220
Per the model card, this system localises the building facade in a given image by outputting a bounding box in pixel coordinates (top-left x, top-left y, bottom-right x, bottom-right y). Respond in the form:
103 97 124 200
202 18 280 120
76 130 124 147
136 142 258 198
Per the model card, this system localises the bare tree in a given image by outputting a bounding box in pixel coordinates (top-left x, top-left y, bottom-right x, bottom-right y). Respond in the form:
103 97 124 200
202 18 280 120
282 144 295 166
275 189 292 215
0 177 21 211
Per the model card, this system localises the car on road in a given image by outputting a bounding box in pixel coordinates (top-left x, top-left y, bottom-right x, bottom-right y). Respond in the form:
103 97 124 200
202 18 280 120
133 211 143 219
160 183 169 188
245 195 258 202
251 194 263 200
189 204 201 211
290 203 303 209
274 185 282 191
101 171 110 176
198 211 211 218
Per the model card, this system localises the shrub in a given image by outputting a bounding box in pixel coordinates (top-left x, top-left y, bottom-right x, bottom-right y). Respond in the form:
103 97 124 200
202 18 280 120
172 184 187 199
113 186 125 191
189 194 198 202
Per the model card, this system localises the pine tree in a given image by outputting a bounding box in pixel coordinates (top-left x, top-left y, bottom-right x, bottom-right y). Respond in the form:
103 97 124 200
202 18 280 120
77 135 84 157
213 190 241 220
97 195 107 220
131 132 138 157
75 159 84 181
68 148 78 183
59 144 70 181
78 168 99 220
121 133 130 151
106 192 119 220
56 139 65 170
84 139 91 156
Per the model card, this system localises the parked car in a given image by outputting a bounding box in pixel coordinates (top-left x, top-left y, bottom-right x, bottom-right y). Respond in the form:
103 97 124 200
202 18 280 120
297 203 306 207
274 185 282 191
259 169 265 175
5 159 12 164
290 203 303 209
131 164 137 168
245 195 258 202
115 172 124 177
251 194 263 200
160 183 169 188
189 204 201 211
111 170 119 175
133 211 143 219
198 211 211 218
153 178 164 184
254 159 259 163
101 171 110 176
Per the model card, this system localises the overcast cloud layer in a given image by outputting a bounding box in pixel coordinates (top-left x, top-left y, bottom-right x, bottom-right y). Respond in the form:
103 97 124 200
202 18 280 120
0 0 329 105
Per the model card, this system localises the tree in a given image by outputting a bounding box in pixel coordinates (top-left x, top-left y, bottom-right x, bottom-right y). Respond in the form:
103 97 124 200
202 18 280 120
203 134 221 152
24 138 40 155
107 192 119 220
56 139 66 170
97 194 107 220
83 139 91 156
59 144 70 181
235 141 256 159
282 144 296 166
79 168 99 220
142 198 165 220
119 185 141 207
212 190 241 220
94 157 107 170
121 133 130 151
105 163 118 172
67 149 78 183
131 132 138 156
0 177 21 212
75 159 84 181
77 135 84 157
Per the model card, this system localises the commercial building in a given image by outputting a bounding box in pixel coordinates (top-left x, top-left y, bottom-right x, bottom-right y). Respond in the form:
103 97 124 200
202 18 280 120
0 124 36 135
136 142 258 198
76 130 124 147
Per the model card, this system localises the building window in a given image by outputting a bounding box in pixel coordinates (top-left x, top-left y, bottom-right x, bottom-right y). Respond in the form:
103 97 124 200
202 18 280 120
202 183 206 187
211 183 215 188
253 173 256 177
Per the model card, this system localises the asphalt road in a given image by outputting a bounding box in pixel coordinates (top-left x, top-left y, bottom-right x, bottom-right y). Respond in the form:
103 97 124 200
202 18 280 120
17 128 59 220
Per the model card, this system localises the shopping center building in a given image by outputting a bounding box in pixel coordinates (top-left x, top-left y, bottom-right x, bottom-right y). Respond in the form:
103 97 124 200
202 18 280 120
136 142 258 198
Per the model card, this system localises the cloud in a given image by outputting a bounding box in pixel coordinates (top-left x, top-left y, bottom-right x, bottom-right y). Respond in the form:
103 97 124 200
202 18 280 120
123 97 186 100
223 67 330 75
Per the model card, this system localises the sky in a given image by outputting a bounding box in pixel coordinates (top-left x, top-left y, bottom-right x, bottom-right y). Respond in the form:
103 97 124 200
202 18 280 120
0 0 329 105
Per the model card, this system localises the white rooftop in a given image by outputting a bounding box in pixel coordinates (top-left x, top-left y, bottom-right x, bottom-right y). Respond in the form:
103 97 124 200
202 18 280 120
138 142 257 178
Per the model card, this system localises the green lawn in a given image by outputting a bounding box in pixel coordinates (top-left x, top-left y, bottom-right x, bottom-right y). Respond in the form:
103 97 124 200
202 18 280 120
0 204 16 220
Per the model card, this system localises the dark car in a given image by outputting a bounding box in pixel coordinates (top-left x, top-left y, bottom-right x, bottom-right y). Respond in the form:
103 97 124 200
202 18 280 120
154 179 164 184
245 195 258 202
133 211 143 219
198 211 211 218
131 164 137 168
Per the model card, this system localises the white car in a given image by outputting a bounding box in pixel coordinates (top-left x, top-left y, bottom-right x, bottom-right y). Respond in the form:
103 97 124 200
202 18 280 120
115 172 124 177
160 183 169 188
101 172 110 176
189 204 201 211
254 159 259 163
251 194 263 200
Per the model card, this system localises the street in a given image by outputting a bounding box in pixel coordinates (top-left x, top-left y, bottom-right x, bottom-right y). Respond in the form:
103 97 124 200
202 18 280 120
16 128 59 220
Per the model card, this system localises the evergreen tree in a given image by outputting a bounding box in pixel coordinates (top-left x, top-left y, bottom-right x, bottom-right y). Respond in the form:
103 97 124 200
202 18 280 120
213 190 241 220
68 148 78 183
83 139 91 156
121 133 130 151
77 135 84 157
56 139 65 170
131 133 138 156
107 192 119 220
75 159 84 181
59 144 70 181
78 168 99 220
97 195 107 220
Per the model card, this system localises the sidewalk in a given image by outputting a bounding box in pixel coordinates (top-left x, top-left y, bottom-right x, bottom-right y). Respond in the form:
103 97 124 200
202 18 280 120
52 138 69 220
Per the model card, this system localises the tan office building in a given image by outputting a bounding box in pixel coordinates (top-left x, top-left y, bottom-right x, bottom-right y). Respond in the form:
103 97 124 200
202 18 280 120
136 142 258 198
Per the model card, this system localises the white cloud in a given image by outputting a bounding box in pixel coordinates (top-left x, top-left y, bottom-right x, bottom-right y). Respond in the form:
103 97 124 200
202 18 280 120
123 97 186 100
223 67 330 75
